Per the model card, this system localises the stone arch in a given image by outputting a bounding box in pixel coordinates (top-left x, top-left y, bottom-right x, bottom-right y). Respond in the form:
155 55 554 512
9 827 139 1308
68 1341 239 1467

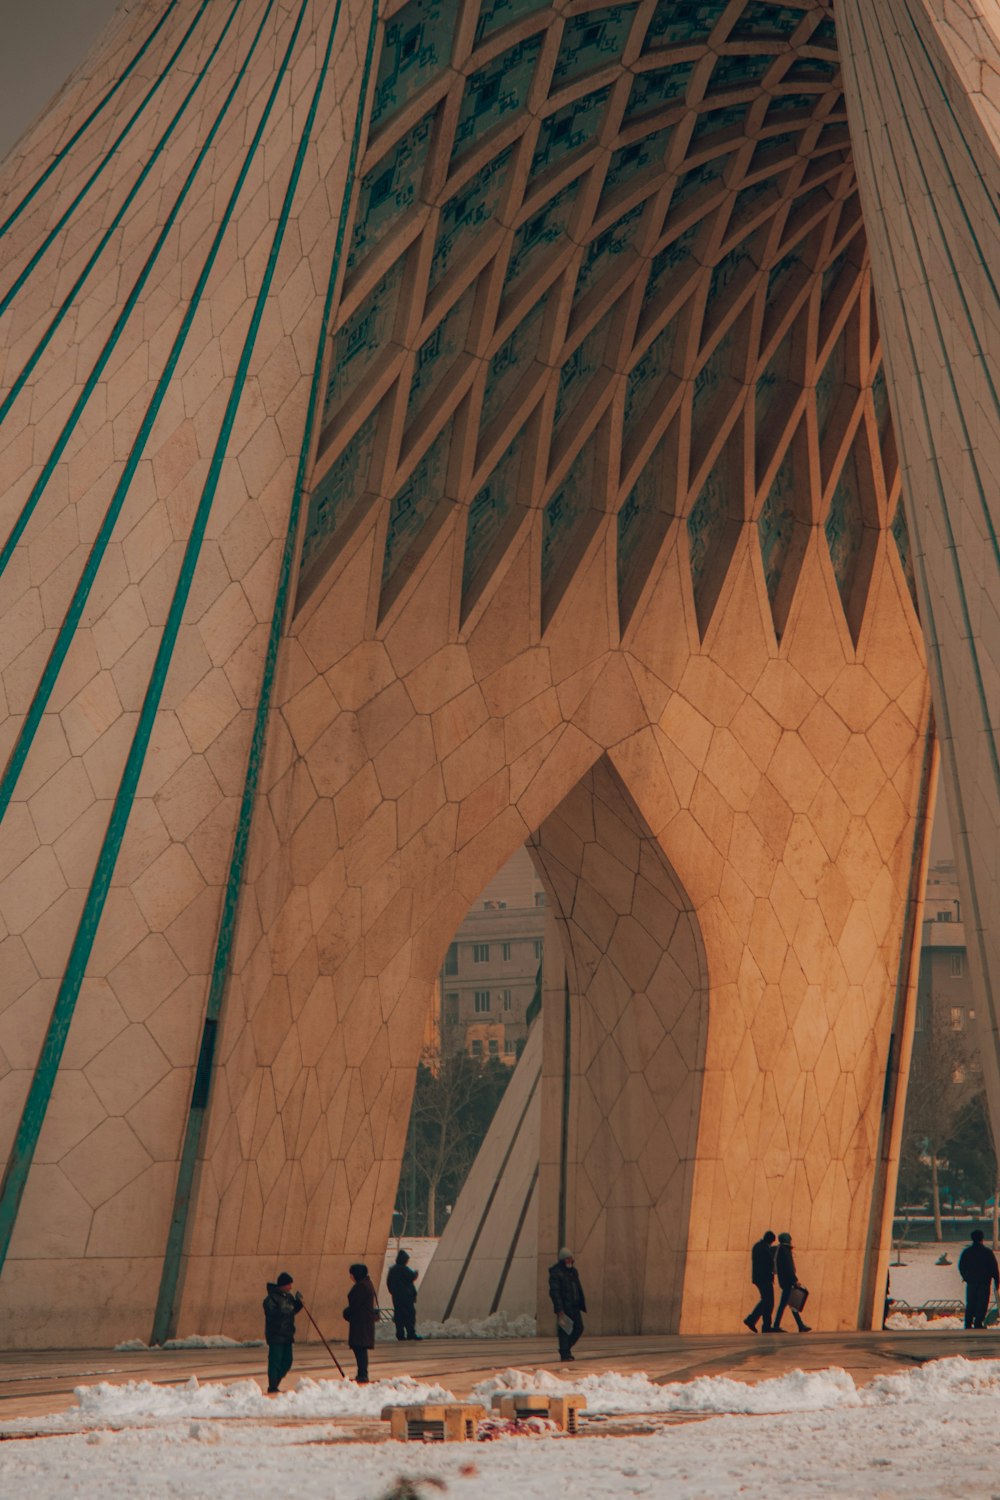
531 756 709 1333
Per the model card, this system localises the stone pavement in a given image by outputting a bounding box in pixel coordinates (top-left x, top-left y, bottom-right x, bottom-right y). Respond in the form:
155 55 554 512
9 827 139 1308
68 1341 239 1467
1 1331 997 1427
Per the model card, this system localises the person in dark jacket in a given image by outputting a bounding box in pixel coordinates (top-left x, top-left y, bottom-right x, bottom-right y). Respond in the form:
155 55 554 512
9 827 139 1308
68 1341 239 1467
548 1248 586 1362
958 1229 1000 1328
262 1271 303 1393
744 1230 776 1332
343 1262 378 1382
386 1249 420 1340
772 1231 810 1332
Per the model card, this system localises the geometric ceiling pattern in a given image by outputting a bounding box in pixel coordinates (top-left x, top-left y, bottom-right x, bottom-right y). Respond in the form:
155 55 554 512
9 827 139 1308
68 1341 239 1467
298 0 912 642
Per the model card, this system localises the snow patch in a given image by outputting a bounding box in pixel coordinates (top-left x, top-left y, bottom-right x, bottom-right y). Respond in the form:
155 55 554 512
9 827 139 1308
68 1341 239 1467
885 1311 965 1330
473 1366 860 1414
57 1373 456 1428
114 1335 264 1352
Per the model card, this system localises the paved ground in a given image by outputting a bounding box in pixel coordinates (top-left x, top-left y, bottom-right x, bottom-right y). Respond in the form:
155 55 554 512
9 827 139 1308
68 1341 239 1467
2 1329 997 1426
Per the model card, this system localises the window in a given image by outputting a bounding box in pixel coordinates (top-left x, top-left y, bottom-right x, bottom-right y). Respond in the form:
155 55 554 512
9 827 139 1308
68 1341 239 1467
471 1039 483 1057
502 989 512 1011
950 953 965 977
936 910 953 922
444 942 458 975
501 941 512 961
444 992 459 1025
488 1038 499 1056
950 1006 964 1031
473 943 490 963
534 890 546 907
533 939 543 960
474 991 491 1013
505 1040 516 1056
952 1063 967 1085
969 1009 977 1020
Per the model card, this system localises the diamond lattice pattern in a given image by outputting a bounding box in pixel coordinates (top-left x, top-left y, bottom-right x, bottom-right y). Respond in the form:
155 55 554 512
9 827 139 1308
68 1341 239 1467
299 0 908 644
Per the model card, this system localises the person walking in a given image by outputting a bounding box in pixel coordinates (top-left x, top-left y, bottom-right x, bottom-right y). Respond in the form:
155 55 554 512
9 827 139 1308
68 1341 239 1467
262 1270 303 1393
744 1230 776 1332
548 1248 586 1362
344 1262 378 1382
772 1231 811 1332
958 1228 1000 1329
386 1249 420 1341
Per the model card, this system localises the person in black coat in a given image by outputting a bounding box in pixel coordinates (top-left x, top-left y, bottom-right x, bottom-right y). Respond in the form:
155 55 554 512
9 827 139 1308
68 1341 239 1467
772 1232 810 1332
958 1229 1000 1328
548 1248 586 1362
744 1230 776 1332
262 1271 303 1393
343 1262 378 1382
386 1249 420 1341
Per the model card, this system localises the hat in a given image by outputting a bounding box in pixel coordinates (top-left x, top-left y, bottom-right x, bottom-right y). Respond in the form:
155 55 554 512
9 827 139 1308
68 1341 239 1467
558 1247 573 1260
276 1271 294 1286
396 1250 410 1263
778 1233 792 1244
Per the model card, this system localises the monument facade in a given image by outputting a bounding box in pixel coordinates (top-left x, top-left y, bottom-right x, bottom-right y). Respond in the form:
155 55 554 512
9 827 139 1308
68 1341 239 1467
0 0 986 1347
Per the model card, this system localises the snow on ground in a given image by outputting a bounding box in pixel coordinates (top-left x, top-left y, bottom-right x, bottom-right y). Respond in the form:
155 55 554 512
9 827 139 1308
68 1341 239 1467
888 1240 968 1305
10 1363 1000 1499
475 1365 860 1414
16 1375 456 1431
114 1335 265 1352
885 1311 965 1330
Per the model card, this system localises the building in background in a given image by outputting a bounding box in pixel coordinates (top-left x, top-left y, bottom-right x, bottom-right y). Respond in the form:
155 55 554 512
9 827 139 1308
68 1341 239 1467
915 860 980 1084
440 848 545 1065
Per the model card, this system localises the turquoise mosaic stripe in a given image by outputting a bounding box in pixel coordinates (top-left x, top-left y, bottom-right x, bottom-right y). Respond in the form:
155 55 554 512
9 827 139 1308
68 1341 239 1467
0 0 279 825
0 0 213 323
151 0 382 1345
0 1 282 586
0 0 182 241
0 0 313 1281
0 0 245 434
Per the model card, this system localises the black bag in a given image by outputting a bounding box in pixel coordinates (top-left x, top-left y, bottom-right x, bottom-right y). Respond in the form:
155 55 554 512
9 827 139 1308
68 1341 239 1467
788 1284 809 1312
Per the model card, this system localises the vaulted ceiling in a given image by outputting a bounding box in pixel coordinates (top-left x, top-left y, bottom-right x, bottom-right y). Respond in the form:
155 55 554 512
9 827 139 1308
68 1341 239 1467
299 0 914 645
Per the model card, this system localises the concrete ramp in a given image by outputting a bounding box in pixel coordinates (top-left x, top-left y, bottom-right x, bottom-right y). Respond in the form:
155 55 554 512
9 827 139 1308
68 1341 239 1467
418 1024 541 1324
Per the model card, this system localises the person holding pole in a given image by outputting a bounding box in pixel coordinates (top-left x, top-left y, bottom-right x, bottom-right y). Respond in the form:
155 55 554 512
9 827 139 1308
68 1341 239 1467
262 1271 303 1393
344 1263 378 1383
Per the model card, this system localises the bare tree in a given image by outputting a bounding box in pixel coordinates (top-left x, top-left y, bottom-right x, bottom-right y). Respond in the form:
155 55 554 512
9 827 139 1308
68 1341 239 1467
400 1051 511 1234
902 1000 977 1239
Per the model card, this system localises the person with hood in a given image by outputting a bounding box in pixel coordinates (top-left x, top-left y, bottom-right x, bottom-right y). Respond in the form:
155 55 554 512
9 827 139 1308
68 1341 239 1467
386 1249 420 1341
262 1270 303 1393
548 1248 586 1362
772 1231 811 1332
343 1262 378 1382
744 1230 776 1332
958 1228 1000 1328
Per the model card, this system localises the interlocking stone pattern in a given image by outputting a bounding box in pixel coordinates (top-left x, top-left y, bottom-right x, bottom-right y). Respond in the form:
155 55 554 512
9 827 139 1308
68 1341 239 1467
0 0 957 1346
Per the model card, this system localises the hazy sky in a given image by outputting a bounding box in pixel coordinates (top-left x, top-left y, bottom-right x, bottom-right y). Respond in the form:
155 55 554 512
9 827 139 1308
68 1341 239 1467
0 0 122 162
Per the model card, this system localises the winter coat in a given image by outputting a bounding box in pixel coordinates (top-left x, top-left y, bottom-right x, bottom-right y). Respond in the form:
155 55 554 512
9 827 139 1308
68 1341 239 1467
343 1276 378 1348
751 1238 776 1288
548 1260 586 1316
958 1242 1000 1285
262 1284 303 1344
775 1244 799 1291
387 1261 418 1308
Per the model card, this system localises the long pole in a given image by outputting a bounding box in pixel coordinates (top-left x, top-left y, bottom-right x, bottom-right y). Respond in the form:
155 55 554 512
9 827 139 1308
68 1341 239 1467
301 1302 346 1378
